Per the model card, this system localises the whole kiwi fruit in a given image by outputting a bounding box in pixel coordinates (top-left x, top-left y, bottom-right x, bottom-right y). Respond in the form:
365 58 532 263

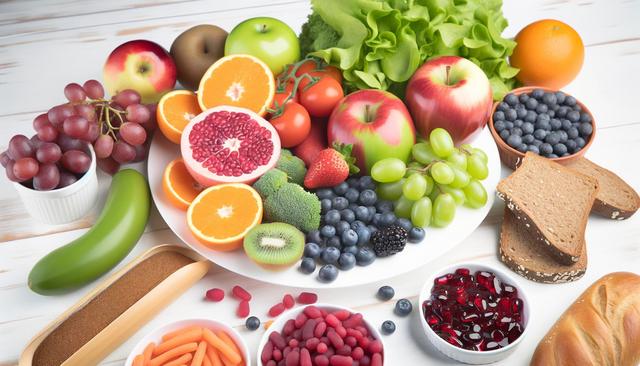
170 24 227 90
243 223 305 268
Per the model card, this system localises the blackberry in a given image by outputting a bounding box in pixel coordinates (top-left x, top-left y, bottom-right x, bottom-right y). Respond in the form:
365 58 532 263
371 225 408 257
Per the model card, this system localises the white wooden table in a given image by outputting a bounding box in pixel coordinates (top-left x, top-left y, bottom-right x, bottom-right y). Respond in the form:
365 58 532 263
1 1 639 365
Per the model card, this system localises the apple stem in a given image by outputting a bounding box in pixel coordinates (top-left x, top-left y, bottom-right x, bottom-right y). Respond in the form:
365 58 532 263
260 24 267 33
445 65 451 86
364 105 374 123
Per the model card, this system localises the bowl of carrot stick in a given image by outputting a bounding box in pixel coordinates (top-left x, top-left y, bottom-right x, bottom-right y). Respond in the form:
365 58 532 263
125 318 250 366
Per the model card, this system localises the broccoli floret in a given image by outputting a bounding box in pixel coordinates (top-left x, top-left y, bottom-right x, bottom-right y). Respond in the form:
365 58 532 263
253 169 288 198
264 182 321 232
276 149 307 186
299 12 340 57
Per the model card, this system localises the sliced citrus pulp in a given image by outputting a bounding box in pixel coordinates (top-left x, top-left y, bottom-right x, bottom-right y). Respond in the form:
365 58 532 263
162 158 204 210
187 183 263 251
157 90 202 144
197 54 275 116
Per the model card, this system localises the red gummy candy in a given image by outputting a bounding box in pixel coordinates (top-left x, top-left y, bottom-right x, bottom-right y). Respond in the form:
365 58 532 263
283 293 295 309
232 285 252 301
205 288 225 302
269 303 286 317
236 300 250 318
297 292 318 304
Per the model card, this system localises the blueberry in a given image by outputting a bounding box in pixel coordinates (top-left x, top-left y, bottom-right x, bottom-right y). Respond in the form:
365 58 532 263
524 110 537 123
326 236 342 248
356 226 371 245
535 103 548 114
505 93 518 106
394 299 413 316
345 188 360 203
513 119 523 128
527 145 540 154
548 153 559 158
579 123 593 137
356 247 376 266
516 144 528 153
367 225 378 235
332 197 349 210
341 229 358 246
377 285 395 301
408 227 426 243
493 111 505 121
516 107 527 119
534 129 547 140
535 119 550 131
497 101 509 112
521 122 534 135
375 200 394 213
564 95 577 106
354 206 370 222
306 230 322 244
357 189 377 206
505 109 517 122
567 110 580 123
246 316 261 330
396 218 413 232
331 182 348 196
580 113 592 123
556 106 569 118
338 253 356 270
335 220 351 235
304 242 322 259
318 264 339 282
317 189 335 200
532 89 545 99
321 246 341 264
542 92 557 106
540 143 554 156
380 212 397 227
499 130 510 140
557 130 568 143
348 203 359 212
299 257 317 274
506 134 522 148
555 91 566 104
525 98 538 110
553 143 568 155
351 220 367 231
346 176 359 187
550 118 562 130
522 134 534 144
340 209 355 223
531 139 543 148
320 225 336 238
547 109 556 118
561 119 572 131
367 206 377 218
505 121 514 130
519 93 530 103
356 176 376 190
575 137 586 148
535 113 550 124
320 199 332 214
372 213 383 226
342 245 358 255
512 127 523 136
324 209 341 225
565 139 577 152
381 320 396 335
545 132 560 145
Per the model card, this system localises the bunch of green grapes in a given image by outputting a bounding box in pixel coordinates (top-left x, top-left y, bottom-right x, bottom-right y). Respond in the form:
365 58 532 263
371 128 489 228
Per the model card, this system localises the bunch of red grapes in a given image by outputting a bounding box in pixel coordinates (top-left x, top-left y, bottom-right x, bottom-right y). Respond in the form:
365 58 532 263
0 80 156 190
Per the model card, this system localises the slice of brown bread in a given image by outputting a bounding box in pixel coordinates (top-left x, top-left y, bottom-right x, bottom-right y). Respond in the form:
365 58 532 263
497 152 599 265
565 157 640 220
499 208 587 283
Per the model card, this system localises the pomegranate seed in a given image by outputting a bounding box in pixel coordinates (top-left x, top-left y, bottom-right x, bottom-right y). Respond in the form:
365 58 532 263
298 292 318 304
266 361 276 366
302 319 317 340
317 342 328 353
371 353 383 366
314 321 327 338
236 300 250 318
332 309 350 321
205 288 224 302
283 319 296 336
273 349 282 361
261 341 274 363
325 313 340 328
300 348 312 366
314 355 329 366
283 294 295 309
269 303 286 317
455 268 470 276
286 349 299 366
327 329 344 348
269 331 287 350
351 346 364 360
231 285 252 301
305 337 320 351
295 312 308 328
304 305 322 319
337 345 351 356
329 355 352 366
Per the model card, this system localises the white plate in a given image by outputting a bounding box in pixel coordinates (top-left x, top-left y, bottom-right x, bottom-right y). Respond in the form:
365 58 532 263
148 127 501 288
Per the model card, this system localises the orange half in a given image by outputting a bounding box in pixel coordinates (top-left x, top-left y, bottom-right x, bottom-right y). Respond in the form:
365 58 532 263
163 158 204 210
197 54 275 116
157 90 202 144
187 183 263 251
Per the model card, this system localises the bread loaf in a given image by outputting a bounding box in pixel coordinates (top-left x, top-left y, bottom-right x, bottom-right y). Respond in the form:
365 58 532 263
530 272 640 366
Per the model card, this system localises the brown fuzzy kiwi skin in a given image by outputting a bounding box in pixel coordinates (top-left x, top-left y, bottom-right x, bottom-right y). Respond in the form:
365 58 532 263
243 223 304 269
170 24 227 90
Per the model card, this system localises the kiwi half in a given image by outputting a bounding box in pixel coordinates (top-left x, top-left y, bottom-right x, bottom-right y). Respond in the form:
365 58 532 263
243 223 304 267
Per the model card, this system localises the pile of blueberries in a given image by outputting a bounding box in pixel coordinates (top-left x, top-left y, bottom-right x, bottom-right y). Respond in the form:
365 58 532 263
492 89 593 158
302 175 426 282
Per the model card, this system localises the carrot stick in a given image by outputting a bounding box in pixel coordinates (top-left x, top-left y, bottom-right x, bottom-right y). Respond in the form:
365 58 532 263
149 342 198 366
190 341 207 366
214 331 242 365
143 342 156 364
162 325 202 342
219 353 239 366
154 328 203 356
132 354 144 366
205 345 224 366
162 353 193 366
202 329 241 365
202 354 212 366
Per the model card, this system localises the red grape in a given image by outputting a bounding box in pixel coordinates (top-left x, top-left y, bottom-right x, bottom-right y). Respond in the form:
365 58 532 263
36 142 62 164
97 157 120 175
33 113 50 131
30 135 43 149
58 171 78 188
113 89 141 108
33 163 60 191
47 104 75 129
125 104 151 124
57 134 86 152
61 150 91 174
120 122 147 146
38 125 59 142
83 122 100 142
75 104 96 122
5 161 20 182
83 79 105 100
133 143 148 162
64 83 86 102
13 157 39 181
0 151 11 168
93 135 114 159
112 140 136 164
63 115 90 139
8 135 35 159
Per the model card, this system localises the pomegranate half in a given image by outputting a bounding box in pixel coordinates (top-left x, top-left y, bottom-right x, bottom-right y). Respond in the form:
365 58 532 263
181 106 281 187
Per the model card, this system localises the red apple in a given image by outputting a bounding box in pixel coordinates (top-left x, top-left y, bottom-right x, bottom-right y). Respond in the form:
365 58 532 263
406 56 492 144
328 90 416 174
103 40 176 104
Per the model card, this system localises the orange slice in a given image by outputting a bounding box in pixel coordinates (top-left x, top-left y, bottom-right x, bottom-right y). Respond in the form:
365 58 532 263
163 158 204 210
187 183 262 251
197 54 275 116
157 90 202 144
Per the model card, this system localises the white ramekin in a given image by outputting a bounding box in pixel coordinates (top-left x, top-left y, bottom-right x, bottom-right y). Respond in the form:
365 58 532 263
418 262 531 364
13 145 98 225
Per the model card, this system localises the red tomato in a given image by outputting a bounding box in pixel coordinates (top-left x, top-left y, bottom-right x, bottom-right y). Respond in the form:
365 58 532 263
323 66 343 84
294 59 319 78
271 80 297 109
269 102 311 147
299 77 344 117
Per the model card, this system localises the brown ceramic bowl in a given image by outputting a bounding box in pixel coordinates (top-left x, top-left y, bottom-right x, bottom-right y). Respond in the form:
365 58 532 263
488 86 596 169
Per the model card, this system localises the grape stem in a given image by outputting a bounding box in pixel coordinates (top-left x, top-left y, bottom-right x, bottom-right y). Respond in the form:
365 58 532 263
78 98 129 140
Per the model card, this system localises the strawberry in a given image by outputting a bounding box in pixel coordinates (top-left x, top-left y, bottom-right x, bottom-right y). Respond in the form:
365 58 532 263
292 117 327 166
303 143 360 189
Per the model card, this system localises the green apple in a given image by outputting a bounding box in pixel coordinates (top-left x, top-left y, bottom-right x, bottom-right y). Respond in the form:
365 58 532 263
225 17 300 75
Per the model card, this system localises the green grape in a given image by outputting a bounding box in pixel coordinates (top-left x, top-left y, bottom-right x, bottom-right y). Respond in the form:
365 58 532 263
449 166 471 188
467 154 489 180
430 161 454 185
412 142 439 164
402 173 427 200
377 179 405 201
432 193 456 227
463 179 488 208
429 128 454 158
411 197 432 228
405 161 424 177
371 158 406 183
472 148 488 164
446 149 467 170
394 195 415 219
439 185 466 206
424 175 435 196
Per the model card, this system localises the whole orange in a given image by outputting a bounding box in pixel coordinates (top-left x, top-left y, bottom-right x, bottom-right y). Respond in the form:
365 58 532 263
510 19 584 89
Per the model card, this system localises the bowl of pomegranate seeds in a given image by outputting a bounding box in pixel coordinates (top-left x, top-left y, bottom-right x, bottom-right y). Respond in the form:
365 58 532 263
258 304 384 366
418 262 531 364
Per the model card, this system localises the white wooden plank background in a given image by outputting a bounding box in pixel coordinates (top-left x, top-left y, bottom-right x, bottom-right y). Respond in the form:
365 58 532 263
1 0 639 365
